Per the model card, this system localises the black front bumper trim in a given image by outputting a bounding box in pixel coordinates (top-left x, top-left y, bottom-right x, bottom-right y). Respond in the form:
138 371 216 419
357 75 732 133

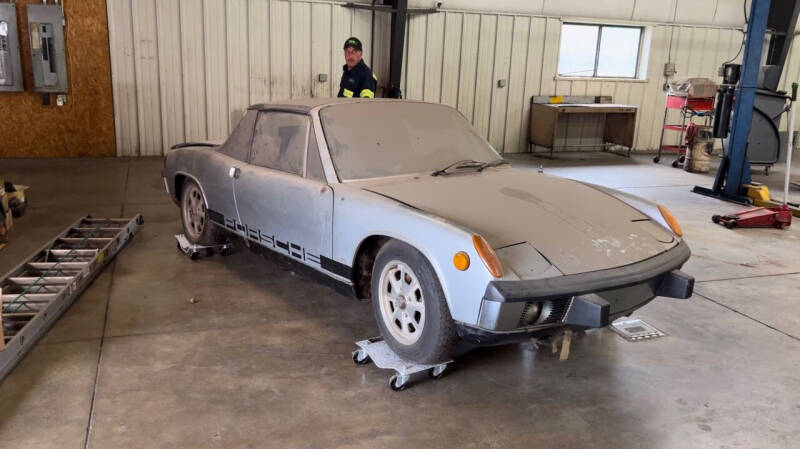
484 240 692 303
562 293 610 328
655 269 693 299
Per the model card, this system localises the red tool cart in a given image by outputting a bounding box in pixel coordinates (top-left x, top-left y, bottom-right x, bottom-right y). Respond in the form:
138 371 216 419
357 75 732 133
654 94 714 167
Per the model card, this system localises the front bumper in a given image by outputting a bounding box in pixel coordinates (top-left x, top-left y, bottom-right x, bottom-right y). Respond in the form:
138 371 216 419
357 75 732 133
458 241 693 345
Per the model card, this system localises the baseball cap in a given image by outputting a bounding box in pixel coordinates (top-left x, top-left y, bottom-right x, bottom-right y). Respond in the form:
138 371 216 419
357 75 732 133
343 37 363 52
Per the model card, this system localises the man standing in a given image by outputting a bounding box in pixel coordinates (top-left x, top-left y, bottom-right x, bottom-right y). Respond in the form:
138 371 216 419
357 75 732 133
338 37 377 99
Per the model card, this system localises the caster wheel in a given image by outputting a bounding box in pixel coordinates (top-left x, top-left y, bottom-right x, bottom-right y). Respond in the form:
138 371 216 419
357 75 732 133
652 156 660 163
679 155 686 163
9 198 26 218
389 375 406 391
427 367 445 380
136 215 145 225
177 242 182 251
724 221 737 229
190 252 199 260
351 350 370 365
712 215 721 224
220 247 230 256
671 160 679 168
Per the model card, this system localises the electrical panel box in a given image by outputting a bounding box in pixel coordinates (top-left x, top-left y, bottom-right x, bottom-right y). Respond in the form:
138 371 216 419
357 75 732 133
27 4 67 93
0 3 23 92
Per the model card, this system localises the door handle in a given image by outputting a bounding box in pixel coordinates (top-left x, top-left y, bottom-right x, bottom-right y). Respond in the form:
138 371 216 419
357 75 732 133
229 167 241 179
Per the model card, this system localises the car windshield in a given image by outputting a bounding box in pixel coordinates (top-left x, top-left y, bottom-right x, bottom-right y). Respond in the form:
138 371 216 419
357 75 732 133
320 102 501 180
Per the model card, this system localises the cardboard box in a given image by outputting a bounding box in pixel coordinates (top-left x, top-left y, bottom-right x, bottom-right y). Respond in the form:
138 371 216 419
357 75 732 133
669 77 718 98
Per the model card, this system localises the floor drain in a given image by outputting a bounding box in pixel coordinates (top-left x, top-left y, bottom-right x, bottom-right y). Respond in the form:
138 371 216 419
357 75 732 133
611 319 666 342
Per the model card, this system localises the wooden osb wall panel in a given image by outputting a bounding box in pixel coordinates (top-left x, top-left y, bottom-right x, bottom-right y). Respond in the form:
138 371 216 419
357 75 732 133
0 0 115 158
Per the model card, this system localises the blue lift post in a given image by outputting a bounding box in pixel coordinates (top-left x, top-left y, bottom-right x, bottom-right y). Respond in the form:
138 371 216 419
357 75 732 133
693 0 772 203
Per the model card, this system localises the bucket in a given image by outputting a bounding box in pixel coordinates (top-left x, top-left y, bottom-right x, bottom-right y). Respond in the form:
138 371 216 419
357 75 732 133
685 125 713 173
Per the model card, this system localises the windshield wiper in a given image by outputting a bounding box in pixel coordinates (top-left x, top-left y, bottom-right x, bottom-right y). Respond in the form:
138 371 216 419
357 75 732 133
477 159 509 172
431 159 484 176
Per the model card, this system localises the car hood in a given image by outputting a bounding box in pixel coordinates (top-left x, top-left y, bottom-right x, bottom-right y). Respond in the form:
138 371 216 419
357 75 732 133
356 168 676 275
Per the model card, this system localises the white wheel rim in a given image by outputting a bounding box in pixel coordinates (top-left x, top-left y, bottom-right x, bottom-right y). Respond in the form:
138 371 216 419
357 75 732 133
183 184 206 239
378 260 425 346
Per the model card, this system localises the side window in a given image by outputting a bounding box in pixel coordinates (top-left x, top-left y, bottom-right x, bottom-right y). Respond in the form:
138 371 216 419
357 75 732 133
218 110 256 162
306 125 326 182
250 112 309 175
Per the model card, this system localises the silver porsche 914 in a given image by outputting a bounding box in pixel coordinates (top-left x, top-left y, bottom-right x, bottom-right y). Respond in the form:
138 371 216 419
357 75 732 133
163 98 693 364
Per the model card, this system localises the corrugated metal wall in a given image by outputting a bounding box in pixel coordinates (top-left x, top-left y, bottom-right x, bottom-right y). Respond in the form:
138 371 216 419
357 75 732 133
107 0 800 156
108 0 390 156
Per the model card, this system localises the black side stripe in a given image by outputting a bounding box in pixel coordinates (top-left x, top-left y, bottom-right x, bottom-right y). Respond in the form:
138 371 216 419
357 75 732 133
248 227 259 239
208 209 225 225
320 256 351 279
259 231 274 245
209 212 347 274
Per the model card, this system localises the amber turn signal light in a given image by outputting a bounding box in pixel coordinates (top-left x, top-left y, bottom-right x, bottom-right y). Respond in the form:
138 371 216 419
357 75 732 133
472 235 503 278
658 205 683 237
453 251 470 271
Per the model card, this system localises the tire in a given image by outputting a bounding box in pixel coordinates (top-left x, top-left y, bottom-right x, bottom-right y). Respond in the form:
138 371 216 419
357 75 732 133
652 156 660 163
352 351 371 365
8 198 26 218
371 240 459 364
180 179 224 245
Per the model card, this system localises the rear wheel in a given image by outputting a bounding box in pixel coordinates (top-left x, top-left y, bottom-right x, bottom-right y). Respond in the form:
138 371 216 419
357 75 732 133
180 180 224 245
371 240 459 364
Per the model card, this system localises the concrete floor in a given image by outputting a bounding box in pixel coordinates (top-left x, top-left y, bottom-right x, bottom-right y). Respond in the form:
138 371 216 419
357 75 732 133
0 153 799 448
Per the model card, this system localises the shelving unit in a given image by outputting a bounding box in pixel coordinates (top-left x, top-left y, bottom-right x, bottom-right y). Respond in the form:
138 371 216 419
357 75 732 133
655 95 714 167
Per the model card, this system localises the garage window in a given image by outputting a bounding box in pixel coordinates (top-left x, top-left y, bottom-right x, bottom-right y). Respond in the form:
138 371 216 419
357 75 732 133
557 23 643 78
250 112 309 176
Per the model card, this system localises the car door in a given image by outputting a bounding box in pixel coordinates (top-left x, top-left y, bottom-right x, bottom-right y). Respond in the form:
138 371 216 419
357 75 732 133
233 110 334 270
200 111 255 232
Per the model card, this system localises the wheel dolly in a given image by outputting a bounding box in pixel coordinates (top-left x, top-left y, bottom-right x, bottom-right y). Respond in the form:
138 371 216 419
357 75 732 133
174 234 233 260
352 337 452 391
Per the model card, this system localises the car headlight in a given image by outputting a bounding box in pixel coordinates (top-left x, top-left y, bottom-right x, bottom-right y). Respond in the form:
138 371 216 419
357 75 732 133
494 243 562 280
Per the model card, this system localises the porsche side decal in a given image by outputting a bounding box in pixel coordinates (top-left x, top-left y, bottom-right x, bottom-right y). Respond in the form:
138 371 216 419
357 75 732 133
208 209 350 278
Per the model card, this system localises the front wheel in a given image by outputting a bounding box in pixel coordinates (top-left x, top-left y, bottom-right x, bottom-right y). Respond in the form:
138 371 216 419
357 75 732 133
371 240 459 364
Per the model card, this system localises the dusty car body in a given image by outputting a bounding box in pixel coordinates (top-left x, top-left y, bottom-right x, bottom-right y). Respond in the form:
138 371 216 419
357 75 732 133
163 98 693 363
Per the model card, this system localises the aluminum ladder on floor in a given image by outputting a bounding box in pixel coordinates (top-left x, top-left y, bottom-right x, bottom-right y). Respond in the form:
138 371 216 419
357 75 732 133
0 215 143 381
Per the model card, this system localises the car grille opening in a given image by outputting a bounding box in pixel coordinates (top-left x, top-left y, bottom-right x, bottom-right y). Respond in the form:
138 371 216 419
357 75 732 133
518 297 572 328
